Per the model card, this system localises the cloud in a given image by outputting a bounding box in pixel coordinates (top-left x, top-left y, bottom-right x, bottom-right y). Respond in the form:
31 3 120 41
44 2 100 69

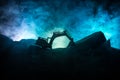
0 0 120 49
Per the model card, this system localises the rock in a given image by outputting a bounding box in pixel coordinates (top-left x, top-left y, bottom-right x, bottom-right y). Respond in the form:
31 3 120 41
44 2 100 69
75 31 106 50
0 34 14 53
0 31 120 79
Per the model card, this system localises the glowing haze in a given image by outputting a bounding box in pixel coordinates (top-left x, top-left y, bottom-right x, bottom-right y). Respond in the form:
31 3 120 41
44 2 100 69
0 0 120 49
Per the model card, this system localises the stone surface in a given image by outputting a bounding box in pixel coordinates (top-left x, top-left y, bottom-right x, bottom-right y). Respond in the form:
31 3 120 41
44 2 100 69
0 32 120 79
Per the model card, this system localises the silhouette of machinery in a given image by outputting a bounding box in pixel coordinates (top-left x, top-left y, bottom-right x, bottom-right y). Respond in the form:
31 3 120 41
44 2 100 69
35 30 75 49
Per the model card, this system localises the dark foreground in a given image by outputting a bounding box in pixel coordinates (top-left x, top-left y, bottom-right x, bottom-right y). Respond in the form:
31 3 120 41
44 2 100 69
0 31 120 79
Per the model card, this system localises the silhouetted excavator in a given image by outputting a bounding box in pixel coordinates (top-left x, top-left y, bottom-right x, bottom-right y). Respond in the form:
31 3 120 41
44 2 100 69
35 30 75 49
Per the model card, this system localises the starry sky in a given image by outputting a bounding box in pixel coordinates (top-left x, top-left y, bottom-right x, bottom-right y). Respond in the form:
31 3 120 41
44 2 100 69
0 0 120 49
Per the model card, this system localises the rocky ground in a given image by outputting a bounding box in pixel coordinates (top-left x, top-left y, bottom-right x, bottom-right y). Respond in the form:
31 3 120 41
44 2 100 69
0 31 120 79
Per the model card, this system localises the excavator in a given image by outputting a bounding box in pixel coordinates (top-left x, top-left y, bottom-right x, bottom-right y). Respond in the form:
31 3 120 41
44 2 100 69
35 30 75 49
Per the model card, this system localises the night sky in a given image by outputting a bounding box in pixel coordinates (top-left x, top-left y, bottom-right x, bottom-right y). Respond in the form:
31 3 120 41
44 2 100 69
0 0 120 49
